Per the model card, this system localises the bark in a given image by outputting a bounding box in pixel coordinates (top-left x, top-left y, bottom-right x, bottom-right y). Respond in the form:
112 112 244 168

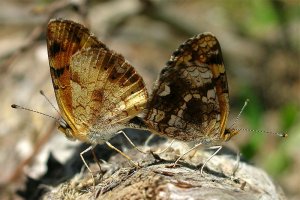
42 140 286 200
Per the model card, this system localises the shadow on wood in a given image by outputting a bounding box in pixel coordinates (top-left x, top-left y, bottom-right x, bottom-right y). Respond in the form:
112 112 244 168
38 137 286 200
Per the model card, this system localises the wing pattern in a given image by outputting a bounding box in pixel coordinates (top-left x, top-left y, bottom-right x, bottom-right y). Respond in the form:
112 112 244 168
47 19 148 143
143 33 235 143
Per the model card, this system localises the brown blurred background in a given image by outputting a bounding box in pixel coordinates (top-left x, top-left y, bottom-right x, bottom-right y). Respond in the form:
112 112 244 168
0 0 299 199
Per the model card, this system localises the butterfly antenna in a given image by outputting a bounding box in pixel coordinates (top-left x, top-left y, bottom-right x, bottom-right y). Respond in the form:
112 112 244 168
234 128 287 138
229 99 250 129
11 104 60 122
228 99 288 138
39 90 61 117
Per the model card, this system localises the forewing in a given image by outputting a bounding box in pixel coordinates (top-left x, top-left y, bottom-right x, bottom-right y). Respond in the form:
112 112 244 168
144 33 229 141
47 19 108 130
70 48 148 131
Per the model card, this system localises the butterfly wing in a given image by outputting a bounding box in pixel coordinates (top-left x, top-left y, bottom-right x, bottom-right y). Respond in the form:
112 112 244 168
47 19 108 134
47 19 148 142
69 48 148 142
144 33 229 142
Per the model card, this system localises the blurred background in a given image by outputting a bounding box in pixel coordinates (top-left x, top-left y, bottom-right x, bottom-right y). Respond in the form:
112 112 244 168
0 0 299 199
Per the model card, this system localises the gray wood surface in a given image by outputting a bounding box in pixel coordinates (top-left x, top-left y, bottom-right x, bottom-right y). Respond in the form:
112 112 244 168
43 142 286 200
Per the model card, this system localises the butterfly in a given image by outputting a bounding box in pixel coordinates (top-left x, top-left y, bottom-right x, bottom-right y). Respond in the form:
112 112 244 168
138 33 288 174
129 33 241 173
47 19 148 167
133 33 238 143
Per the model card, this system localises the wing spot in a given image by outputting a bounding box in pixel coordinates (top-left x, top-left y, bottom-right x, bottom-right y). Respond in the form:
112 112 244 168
49 41 62 56
184 94 192 102
92 89 103 102
158 84 170 96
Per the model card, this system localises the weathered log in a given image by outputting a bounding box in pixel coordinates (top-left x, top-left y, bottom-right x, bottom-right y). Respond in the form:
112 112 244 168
42 139 286 200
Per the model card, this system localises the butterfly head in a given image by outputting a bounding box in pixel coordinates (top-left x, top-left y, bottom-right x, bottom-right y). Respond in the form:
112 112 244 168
57 118 90 142
221 128 240 141
56 119 77 141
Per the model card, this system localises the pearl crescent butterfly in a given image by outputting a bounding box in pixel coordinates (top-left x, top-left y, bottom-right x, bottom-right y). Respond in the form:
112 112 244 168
134 33 287 173
128 33 287 173
47 19 148 144
132 33 239 144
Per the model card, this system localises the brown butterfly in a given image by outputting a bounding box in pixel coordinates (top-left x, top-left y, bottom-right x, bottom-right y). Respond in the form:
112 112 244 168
47 19 148 168
131 33 286 173
142 33 238 143
129 33 240 173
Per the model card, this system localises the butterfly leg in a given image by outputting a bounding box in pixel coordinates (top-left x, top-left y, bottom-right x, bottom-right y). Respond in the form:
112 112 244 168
91 146 102 173
173 142 203 167
231 149 241 178
117 130 148 154
144 131 175 154
80 146 94 174
144 134 155 146
200 145 222 175
144 134 175 154
222 143 241 178
153 139 175 155
105 141 139 168
80 145 98 188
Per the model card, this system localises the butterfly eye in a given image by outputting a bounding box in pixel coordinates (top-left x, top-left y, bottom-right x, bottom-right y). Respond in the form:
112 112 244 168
58 123 76 141
222 128 238 141
223 129 232 137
